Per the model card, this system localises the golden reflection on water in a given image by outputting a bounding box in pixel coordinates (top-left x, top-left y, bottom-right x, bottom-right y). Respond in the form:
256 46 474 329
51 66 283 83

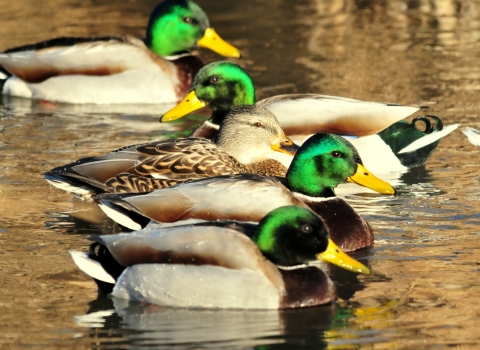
2 0 480 348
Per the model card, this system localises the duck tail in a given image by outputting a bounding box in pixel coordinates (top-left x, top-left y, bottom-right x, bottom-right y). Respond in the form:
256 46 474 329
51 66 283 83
378 115 458 168
70 250 117 294
462 127 480 147
44 172 104 202
405 101 437 109
70 239 127 295
43 150 139 200
0 66 10 92
96 193 152 231
396 116 458 167
398 116 458 154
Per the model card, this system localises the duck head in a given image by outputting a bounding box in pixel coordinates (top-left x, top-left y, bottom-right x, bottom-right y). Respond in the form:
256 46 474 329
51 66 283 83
215 105 298 163
146 1 241 58
253 206 370 274
161 61 253 122
286 133 396 197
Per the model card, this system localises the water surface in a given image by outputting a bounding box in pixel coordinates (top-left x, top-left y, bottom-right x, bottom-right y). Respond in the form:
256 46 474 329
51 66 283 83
1 0 480 348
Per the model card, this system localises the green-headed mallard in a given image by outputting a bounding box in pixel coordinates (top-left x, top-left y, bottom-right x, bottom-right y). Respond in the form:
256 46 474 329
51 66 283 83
160 61 458 172
0 0 240 104
44 105 298 201
70 206 370 309
97 133 396 252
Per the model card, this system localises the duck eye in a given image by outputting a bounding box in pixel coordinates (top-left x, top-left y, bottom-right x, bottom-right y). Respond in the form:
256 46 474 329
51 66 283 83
210 76 220 84
301 224 312 233
183 17 193 23
331 151 342 158
253 122 262 128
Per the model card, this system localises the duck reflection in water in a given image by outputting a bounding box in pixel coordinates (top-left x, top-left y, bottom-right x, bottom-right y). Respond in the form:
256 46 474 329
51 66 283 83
78 296 336 349
77 295 398 349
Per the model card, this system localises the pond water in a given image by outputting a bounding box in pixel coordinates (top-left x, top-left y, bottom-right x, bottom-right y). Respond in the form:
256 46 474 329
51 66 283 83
1 0 480 348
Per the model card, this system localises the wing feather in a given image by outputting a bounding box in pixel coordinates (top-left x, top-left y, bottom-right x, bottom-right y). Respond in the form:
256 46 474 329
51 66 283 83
259 94 428 136
0 36 170 83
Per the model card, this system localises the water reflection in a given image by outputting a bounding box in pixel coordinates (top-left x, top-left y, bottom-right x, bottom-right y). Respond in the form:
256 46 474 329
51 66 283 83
75 297 338 349
288 0 480 112
74 295 408 349
2 0 480 348
44 199 119 236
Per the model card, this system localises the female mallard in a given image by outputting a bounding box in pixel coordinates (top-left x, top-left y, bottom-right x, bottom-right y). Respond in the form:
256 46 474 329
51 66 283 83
0 0 240 104
97 133 396 252
70 206 370 309
44 105 298 201
160 61 458 172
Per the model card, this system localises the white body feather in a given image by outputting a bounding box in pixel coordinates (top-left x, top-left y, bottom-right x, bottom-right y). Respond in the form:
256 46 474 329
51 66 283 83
113 264 280 309
462 127 480 147
0 39 180 104
349 135 406 173
261 94 420 137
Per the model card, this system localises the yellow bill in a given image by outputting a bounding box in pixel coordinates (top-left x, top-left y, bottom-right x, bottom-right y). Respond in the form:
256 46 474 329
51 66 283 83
347 163 396 195
271 135 300 156
197 28 241 58
160 90 207 122
317 238 371 275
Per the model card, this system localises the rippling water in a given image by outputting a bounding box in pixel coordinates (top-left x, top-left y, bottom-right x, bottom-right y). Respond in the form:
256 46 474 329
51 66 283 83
1 0 480 348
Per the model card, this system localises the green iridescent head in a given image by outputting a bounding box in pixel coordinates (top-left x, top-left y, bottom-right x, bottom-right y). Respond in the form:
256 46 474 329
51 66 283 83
146 0 241 58
160 61 252 123
253 206 329 266
286 133 361 197
146 0 209 56
191 61 255 113
253 206 372 274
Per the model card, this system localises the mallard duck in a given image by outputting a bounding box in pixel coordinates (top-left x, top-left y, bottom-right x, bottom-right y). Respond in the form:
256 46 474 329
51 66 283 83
70 206 370 309
160 61 458 173
0 0 240 104
97 133 396 252
44 105 298 201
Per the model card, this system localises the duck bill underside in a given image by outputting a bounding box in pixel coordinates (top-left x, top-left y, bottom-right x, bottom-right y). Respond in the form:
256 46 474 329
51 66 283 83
316 238 371 275
197 28 241 58
347 163 396 195
270 135 300 156
160 90 206 122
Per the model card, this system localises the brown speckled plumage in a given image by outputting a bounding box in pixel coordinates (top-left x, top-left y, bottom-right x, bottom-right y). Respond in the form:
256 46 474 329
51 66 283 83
45 106 297 199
